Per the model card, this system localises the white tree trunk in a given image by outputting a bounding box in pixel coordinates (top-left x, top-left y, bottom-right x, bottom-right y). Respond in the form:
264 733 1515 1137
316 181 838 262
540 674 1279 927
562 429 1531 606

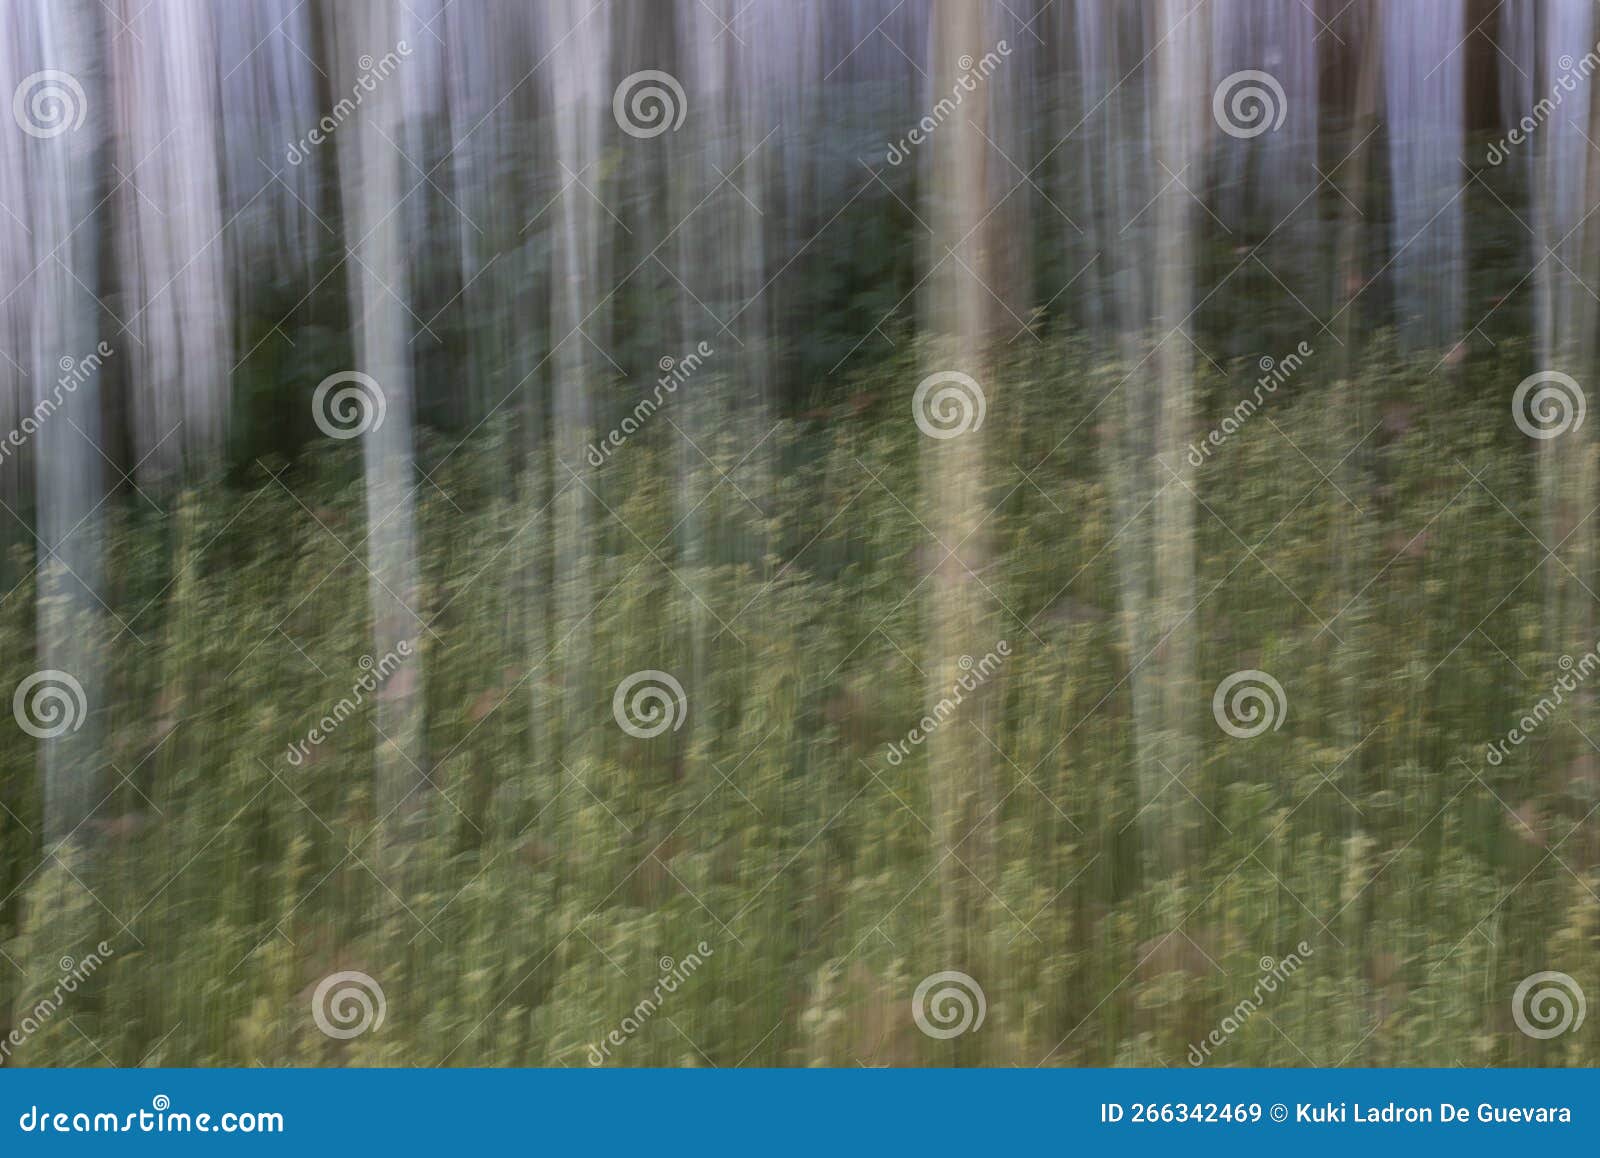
330 0 427 831
110 0 229 479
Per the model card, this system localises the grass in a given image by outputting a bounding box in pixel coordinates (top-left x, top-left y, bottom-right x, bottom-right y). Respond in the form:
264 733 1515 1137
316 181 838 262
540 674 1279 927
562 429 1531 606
0 335 1596 1068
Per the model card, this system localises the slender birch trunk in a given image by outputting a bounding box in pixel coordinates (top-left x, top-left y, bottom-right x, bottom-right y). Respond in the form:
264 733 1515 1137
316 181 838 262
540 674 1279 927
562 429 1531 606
110 0 229 479
329 0 427 838
26 0 104 849
922 0 994 1018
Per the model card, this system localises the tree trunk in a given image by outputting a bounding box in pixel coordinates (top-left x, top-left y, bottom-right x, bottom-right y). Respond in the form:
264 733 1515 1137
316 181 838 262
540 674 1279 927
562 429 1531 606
330 0 428 839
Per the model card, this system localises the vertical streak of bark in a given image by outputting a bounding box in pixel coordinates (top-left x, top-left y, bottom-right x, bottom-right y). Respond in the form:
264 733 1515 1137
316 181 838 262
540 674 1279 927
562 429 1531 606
330 0 428 838
546 0 607 769
1332 0 1381 813
111 0 230 479
923 0 992 1016
28 0 105 847
1534 1 1598 821
1153 0 1203 873
1124 0 1206 883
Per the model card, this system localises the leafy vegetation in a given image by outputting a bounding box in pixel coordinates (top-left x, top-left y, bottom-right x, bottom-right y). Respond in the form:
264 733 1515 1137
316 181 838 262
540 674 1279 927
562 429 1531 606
1 336 1595 1067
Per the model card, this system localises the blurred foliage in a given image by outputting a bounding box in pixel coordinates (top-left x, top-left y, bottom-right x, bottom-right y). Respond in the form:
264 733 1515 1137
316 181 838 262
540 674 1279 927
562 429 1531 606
1 334 1596 1067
